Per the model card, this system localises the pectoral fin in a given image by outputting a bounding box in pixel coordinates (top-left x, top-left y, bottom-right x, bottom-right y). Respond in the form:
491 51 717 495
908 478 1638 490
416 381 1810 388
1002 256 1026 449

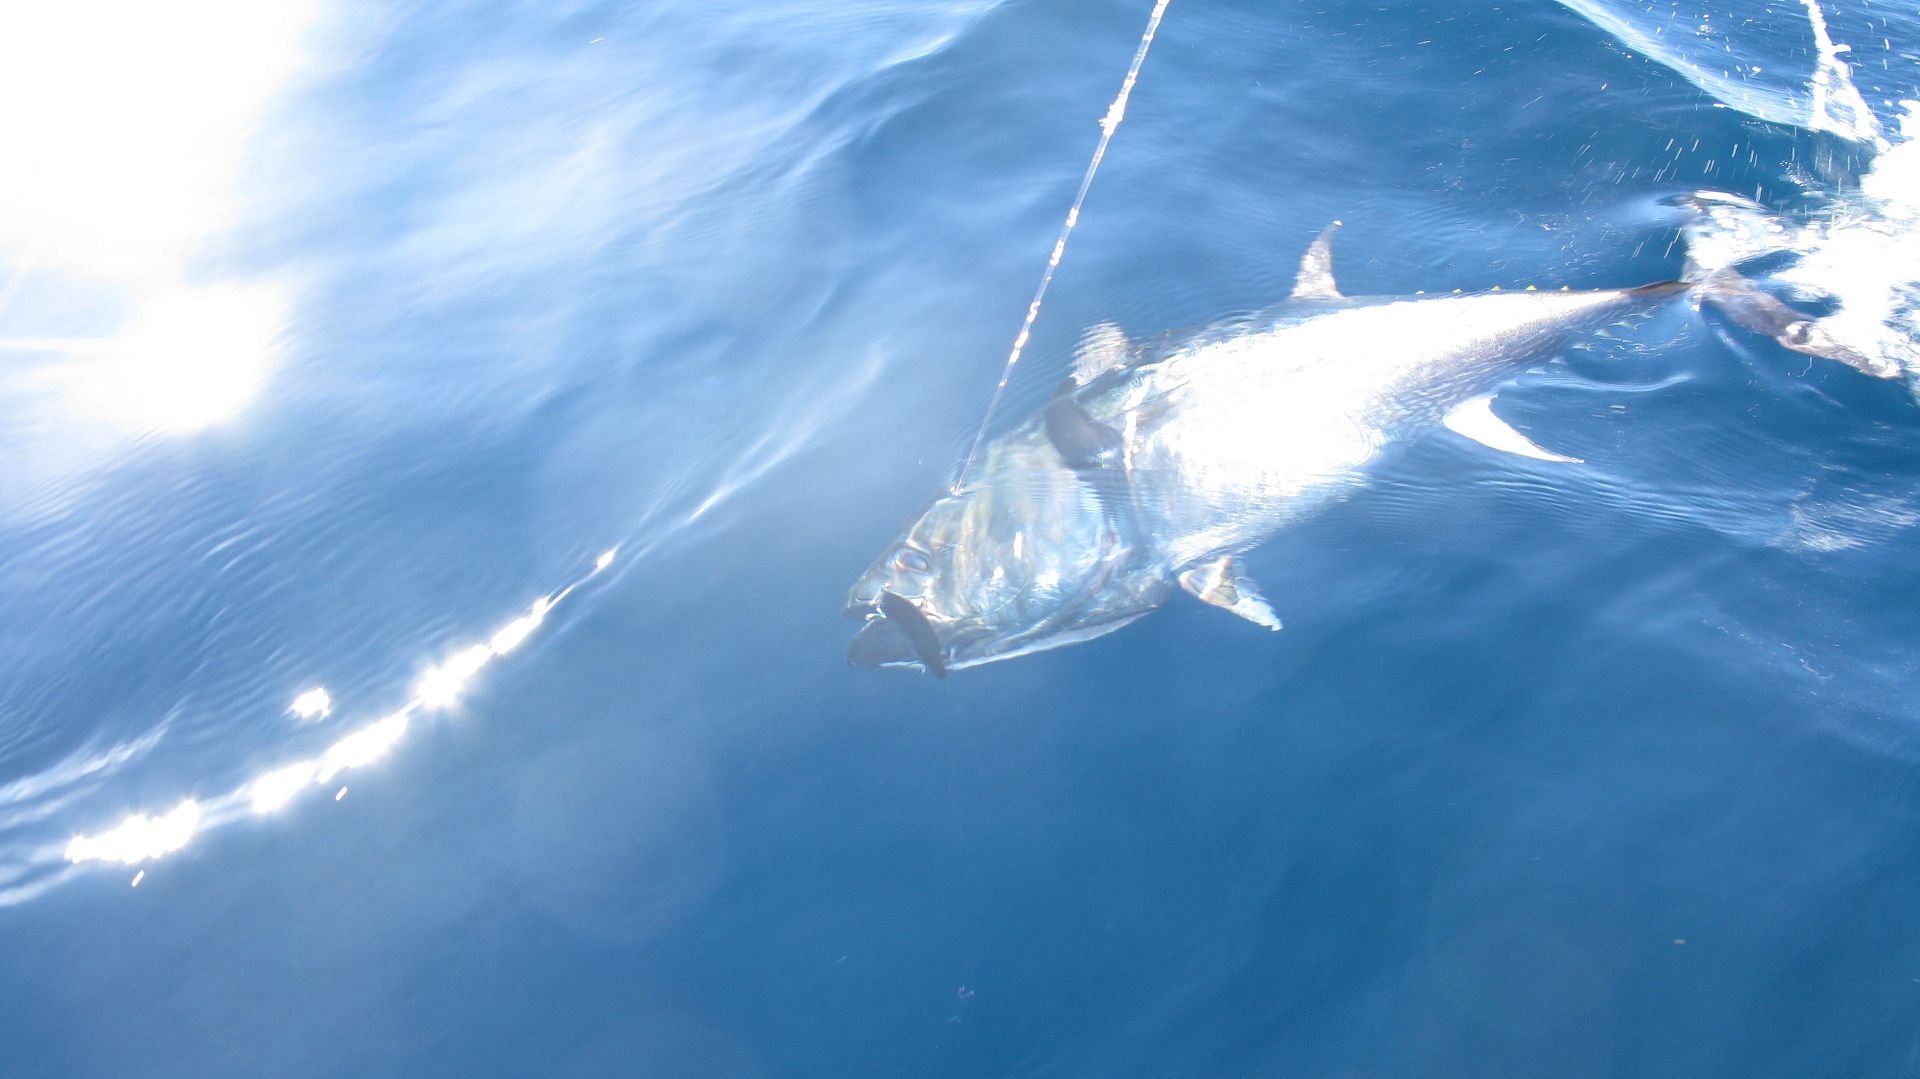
876 591 948 678
1179 556 1282 631
1442 393 1581 463
1044 388 1125 470
1290 220 1345 302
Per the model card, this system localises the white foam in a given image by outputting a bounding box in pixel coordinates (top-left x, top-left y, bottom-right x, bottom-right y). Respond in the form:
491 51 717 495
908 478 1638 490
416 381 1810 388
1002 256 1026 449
1771 103 1920 388
1554 0 1887 144
1799 0 1888 150
1633 0 1920 390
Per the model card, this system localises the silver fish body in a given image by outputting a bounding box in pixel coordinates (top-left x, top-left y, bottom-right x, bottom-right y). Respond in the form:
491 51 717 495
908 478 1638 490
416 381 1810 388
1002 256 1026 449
1085 285 1685 566
847 217 1863 675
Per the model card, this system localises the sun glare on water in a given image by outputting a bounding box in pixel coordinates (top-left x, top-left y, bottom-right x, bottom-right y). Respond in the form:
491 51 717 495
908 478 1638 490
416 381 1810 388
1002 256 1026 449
0 1 315 433
40 284 291 432
64 801 202 867
61 550 621 879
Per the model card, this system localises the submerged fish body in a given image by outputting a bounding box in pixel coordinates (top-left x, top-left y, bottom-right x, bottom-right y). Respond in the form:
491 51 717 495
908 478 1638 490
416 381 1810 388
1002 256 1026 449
846 218 1870 675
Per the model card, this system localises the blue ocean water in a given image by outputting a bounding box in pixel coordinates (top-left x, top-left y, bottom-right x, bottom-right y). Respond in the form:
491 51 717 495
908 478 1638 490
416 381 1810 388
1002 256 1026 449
1 0 1918 1075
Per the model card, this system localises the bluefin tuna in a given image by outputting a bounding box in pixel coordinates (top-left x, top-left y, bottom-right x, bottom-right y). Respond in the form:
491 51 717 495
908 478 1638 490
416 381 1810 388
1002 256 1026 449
847 216 1885 675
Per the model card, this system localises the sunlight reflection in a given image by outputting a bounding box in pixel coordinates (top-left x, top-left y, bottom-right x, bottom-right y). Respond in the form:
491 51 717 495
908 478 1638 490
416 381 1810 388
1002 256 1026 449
65 549 622 872
249 762 320 815
318 712 411 781
418 646 494 711
0 1 316 276
0 1 315 434
48 283 289 432
490 598 551 656
64 800 201 865
289 687 333 721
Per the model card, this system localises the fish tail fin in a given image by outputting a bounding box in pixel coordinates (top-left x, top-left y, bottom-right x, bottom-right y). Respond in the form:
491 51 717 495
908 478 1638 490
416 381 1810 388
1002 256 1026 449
1668 190 1784 283
1667 191 1903 379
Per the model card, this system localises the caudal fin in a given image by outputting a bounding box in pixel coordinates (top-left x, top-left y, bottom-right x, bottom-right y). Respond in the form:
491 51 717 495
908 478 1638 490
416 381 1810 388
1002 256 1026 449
1669 191 1782 284
1671 191 1905 380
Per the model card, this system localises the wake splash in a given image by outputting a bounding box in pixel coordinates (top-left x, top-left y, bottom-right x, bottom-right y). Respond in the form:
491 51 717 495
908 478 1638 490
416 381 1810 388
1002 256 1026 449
1768 105 1920 392
1566 0 1920 393
1555 0 1891 147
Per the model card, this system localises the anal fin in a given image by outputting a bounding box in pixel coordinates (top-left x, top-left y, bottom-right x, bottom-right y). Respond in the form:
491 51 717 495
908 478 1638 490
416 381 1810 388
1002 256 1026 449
1442 393 1581 463
1179 556 1282 631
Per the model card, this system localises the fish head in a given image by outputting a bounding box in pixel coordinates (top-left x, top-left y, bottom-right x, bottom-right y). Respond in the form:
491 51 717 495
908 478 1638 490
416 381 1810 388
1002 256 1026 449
846 469 1158 675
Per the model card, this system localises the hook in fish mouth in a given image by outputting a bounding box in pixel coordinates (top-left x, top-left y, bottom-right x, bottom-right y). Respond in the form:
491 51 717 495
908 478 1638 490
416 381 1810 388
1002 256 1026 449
846 591 949 678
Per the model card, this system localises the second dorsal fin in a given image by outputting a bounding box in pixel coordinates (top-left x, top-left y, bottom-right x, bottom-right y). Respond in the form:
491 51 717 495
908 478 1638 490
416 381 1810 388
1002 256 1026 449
1291 220 1344 301
1072 321 1132 383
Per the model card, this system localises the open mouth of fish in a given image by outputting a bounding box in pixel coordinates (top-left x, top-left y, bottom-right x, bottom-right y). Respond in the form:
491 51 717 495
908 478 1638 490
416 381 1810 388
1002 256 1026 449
846 592 949 678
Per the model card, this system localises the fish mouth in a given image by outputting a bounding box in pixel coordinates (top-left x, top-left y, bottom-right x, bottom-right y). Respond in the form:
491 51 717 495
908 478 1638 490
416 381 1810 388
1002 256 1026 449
846 592 950 678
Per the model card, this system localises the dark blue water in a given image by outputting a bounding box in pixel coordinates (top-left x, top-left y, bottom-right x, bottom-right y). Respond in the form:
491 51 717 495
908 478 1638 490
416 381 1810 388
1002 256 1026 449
2 0 1919 1075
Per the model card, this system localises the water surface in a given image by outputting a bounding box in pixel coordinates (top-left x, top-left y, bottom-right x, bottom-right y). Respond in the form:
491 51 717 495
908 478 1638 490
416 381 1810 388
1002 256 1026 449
1 0 1917 1075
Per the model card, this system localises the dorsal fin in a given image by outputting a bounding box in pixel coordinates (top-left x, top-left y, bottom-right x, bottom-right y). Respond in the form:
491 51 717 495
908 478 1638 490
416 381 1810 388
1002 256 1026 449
1072 321 1131 383
1290 220 1344 301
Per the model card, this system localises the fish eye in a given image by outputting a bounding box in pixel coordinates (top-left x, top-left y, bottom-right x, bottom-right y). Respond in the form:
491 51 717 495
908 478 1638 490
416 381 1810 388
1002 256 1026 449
893 547 931 575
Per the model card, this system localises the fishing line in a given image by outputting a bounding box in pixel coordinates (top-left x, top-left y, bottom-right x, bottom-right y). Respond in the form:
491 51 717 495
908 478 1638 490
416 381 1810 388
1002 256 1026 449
951 0 1173 494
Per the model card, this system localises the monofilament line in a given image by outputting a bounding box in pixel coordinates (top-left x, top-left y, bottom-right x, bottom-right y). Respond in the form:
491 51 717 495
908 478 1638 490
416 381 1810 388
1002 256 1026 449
951 0 1173 494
